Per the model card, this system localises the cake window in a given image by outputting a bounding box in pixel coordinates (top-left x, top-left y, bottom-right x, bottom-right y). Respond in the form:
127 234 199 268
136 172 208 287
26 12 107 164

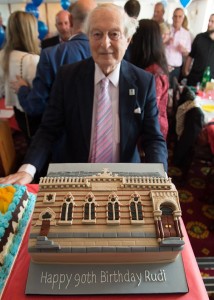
82 193 96 224
107 193 120 224
43 192 56 203
129 192 144 224
35 207 56 226
58 192 75 225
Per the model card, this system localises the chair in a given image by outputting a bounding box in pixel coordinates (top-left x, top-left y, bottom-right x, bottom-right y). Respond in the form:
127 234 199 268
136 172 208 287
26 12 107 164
167 77 182 142
172 86 205 179
195 122 214 204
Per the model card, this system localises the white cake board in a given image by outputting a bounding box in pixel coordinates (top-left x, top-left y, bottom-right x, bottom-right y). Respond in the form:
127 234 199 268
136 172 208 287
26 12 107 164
25 254 188 295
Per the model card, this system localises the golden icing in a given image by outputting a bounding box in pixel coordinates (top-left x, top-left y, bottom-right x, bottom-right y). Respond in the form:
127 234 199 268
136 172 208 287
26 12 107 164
0 186 16 214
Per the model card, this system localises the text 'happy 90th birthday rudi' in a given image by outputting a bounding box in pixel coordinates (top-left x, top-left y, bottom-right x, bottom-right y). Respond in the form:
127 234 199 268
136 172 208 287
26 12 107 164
40 269 167 290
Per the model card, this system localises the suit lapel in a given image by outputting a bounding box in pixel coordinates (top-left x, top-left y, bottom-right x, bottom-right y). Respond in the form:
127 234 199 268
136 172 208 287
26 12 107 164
119 60 139 157
76 59 95 152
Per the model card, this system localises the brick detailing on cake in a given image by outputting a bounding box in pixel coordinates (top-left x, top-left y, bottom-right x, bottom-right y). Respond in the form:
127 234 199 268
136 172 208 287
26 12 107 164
28 169 184 263
30 231 157 239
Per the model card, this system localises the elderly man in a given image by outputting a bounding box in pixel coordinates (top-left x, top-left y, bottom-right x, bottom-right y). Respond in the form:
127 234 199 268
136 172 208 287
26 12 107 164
41 10 72 49
165 8 191 88
0 4 167 185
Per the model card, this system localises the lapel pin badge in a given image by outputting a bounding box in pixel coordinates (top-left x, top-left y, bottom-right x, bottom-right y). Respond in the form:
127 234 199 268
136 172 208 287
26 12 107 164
129 89 135 96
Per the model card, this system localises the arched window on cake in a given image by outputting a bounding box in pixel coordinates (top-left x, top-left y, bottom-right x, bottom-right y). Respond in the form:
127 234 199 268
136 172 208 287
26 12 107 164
58 192 75 225
107 192 120 224
129 192 144 224
82 192 96 224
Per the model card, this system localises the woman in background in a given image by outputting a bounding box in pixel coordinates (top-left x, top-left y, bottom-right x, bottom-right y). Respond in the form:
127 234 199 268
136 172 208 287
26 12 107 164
130 19 169 140
159 22 171 46
0 11 40 139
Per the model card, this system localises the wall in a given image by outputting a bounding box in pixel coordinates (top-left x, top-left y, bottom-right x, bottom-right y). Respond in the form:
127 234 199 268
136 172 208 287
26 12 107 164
187 0 214 37
0 0 214 38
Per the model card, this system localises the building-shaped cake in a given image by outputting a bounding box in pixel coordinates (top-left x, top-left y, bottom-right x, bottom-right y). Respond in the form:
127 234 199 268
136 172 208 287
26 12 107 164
28 169 184 264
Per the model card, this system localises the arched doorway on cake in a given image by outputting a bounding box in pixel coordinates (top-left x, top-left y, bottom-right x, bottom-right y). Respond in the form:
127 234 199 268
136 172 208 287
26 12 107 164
160 204 177 238
39 208 56 236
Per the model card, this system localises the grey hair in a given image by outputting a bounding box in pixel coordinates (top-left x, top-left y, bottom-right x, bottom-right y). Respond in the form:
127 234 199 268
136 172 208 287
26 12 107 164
83 3 138 39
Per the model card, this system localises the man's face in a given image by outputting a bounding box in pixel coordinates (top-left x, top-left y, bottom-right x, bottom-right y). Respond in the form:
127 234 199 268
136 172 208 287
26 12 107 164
153 4 164 23
172 9 184 30
55 12 71 41
89 9 131 75
208 15 214 31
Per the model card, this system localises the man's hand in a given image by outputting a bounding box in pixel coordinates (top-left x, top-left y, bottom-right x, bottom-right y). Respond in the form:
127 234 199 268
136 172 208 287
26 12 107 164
0 171 33 185
176 43 188 56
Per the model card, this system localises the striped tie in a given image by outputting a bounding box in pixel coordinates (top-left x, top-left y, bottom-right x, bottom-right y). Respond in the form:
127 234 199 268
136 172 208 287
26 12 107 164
91 78 113 163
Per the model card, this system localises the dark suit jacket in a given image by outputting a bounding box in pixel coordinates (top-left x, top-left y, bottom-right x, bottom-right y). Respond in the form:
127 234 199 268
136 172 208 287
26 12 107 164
24 58 168 173
18 33 91 116
41 35 60 49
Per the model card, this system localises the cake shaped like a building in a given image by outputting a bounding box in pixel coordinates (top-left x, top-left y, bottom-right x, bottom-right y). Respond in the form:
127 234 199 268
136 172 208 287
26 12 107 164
28 169 184 264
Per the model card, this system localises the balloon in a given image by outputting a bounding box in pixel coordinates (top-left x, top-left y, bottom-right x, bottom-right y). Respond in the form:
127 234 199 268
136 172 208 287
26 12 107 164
61 0 70 10
25 3 39 19
32 0 43 7
38 20 48 40
179 0 192 8
0 27 5 48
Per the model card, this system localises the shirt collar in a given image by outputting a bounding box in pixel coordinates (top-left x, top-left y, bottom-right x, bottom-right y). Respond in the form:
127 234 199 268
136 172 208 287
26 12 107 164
95 63 121 87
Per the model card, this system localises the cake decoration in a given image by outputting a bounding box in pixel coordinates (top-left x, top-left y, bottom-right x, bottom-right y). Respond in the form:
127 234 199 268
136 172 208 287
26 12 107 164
0 184 36 296
0 186 16 214
28 169 185 264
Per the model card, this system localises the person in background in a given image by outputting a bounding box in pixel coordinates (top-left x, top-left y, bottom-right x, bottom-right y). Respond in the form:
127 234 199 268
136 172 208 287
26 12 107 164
165 7 191 88
0 14 6 50
152 2 166 25
123 0 141 61
184 13 214 87
124 0 141 19
182 15 189 31
130 19 169 140
159 22 171 45
41 10 72 49
0 11 40 139
180 14 194 83
0 3 167 185
0 14 6 31
11 0 96 119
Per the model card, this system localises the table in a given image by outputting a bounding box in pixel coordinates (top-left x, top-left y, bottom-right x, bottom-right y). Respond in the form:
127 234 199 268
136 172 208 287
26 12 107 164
195 95 214 124
1 184 209 300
